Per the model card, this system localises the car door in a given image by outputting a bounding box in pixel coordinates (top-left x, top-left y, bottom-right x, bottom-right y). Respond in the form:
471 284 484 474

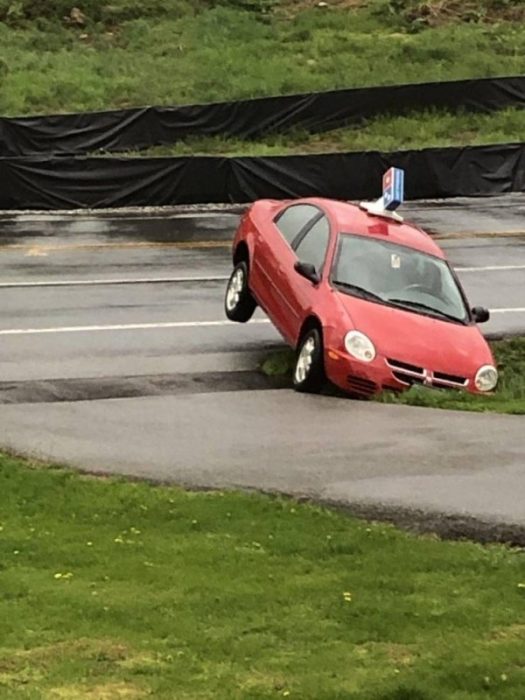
253 203 321 343
279 214 332 342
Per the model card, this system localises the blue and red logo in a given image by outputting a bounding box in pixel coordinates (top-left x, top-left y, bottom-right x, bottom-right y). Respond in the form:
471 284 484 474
382 167 404 211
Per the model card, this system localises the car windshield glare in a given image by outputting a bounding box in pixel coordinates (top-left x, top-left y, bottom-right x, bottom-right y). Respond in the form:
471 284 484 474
332 233 469 323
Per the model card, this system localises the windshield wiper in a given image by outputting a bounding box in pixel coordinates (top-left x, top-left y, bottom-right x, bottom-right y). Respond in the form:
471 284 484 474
387 298 465 323
332 280 385 302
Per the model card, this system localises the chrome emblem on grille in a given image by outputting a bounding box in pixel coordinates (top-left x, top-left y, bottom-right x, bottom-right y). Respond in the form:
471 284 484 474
423 369 433 386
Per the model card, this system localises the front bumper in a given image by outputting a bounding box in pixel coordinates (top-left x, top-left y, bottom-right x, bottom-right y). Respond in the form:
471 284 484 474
324 348 472 397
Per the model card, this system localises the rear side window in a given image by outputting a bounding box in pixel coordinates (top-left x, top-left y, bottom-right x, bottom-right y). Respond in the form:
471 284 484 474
294 216 330 272
274 204 320 246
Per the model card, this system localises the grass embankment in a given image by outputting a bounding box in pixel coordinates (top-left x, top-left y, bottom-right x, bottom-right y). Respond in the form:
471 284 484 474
125 107 525 157
262 337 525 414
2 1 525 157
1 452 525 699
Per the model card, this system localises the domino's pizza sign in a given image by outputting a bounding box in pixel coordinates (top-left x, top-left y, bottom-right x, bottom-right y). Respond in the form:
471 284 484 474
382 167 404 211
359 166 405 221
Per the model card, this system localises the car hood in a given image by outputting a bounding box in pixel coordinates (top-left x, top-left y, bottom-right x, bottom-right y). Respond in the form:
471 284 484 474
334 292 493 373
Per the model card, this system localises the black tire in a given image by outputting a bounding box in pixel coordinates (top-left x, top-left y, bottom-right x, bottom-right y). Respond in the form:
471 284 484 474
224 261 257 323
293 328 325 393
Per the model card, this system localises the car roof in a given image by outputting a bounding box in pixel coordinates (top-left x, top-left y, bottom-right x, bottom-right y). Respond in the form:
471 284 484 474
296 197 446 260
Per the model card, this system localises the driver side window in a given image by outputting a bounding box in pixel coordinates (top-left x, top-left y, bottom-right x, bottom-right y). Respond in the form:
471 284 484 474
294 216 330 273
274 204 321 246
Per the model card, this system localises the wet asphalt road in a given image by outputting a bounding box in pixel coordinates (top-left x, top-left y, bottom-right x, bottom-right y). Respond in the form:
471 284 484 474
0 196 524 537
0 234 524 381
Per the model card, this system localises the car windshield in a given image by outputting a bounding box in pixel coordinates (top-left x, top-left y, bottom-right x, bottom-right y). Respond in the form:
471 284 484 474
332 234 469 323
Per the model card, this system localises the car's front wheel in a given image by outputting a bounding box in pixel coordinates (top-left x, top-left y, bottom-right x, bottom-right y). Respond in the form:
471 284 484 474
293 328 325 393
224 261 257 322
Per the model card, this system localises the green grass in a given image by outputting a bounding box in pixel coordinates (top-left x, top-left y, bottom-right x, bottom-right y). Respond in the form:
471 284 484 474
1 452 525 699
2 1 525 116
261 338 525 414
112 107 525 156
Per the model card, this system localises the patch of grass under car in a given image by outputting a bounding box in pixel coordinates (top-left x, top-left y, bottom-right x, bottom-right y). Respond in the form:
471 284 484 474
0 452 525 699
261 338 525 414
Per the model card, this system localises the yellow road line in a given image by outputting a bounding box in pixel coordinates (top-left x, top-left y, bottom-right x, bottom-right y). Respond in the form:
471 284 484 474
434 230 525 240
1 230 524 255
0 240 231 255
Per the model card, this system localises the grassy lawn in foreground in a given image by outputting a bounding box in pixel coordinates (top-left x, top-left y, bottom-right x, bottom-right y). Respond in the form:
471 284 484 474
1 452 525 699
2 1 525 116
262 338 525 414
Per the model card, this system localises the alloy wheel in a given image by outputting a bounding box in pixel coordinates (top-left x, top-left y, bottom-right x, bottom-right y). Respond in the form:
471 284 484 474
294 337 316 384
226 267 244 312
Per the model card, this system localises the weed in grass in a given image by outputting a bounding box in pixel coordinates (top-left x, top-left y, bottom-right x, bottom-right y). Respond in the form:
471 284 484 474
382 0 525 28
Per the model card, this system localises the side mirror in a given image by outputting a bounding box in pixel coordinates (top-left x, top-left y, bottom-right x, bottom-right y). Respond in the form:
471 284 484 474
294 260 320 285
472 306 490 323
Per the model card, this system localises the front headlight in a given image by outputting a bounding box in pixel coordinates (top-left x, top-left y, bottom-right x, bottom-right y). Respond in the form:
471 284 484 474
344 331 376 362
474 365 498 392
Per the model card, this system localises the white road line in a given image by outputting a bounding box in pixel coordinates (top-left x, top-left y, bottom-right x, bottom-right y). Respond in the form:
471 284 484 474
1 265 524 289
0 276 229 289
456 264 525 272
490 308 525 314
0 309 523 336
0 319 271 336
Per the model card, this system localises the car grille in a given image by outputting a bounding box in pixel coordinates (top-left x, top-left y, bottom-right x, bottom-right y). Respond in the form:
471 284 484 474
391 370 425 386
433 370 468 386
386 358 468 390
347 374 377 396
386 358 423 374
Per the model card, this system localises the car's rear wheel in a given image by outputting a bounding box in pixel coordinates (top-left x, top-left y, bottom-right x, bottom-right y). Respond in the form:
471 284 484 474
293 328 325 393
225 261 257 322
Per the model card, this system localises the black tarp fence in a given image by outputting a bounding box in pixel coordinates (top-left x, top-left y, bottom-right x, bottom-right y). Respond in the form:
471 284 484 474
1 142 524 210
1 75 525 157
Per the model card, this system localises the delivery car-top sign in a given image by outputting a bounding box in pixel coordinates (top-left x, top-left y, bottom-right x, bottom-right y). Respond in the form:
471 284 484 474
383 167 404 211
359 167 405 222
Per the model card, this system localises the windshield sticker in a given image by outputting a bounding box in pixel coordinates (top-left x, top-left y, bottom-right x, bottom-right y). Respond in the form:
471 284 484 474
391 254 401 269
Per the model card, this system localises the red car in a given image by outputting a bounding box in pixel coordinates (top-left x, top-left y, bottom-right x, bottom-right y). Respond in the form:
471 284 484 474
224 197 498 397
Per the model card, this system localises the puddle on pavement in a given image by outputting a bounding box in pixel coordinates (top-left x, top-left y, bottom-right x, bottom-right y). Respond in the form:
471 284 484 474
0 213 241 248
2 194 525 249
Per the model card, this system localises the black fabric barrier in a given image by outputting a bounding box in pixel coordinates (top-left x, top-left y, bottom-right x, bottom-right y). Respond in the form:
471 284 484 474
1 142 524 210
1 76 525 157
